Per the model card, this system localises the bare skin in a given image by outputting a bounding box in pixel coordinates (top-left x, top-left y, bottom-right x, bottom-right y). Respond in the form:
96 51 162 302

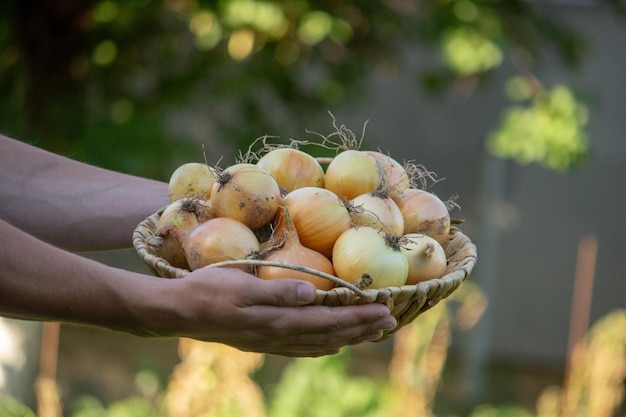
0 135 396 357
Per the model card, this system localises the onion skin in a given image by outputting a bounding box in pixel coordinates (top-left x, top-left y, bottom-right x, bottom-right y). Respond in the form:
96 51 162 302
363 151 410 195
159 198 215 226
280 187 351 258
168 162 216 202
349 191 404 236
332 227 408 289
256 148 325 192
324 150 389 200
175 217 260 271
257 207 335 290
401 233 447 284
391 188 450 245
210 163 281 230
154 198 215 269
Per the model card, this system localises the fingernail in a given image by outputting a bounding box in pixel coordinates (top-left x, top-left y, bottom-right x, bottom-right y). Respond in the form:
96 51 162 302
363 331 384 341
380 317 397 330
297 283 316 304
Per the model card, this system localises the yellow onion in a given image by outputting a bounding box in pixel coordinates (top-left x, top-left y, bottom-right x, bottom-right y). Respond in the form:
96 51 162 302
280 187 351 257
256 148 325 192
153 198 215 269
324 150 389 200
332 227 408 289
257 206 335 290
363 150 410 195
391 188 450 245
168 162 217 202
210 163 281 230
349 191 404 235
173 217 260 271
401 233 447 284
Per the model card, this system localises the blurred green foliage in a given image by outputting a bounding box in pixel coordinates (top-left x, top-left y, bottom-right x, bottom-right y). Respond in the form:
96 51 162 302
468 404 536 417
0 394 37 417
67 366 166 417
487 83 589 171
70 396 164 417
0 0 621 178
267 351 387 417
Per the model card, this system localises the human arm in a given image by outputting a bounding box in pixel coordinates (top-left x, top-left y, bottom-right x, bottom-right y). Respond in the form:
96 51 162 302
0 217 395 356
0 135 397 356
0 134 169 251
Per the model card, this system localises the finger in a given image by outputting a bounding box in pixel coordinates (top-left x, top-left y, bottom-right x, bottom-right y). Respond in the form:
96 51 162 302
239 304 396 356
267 302 396 335
245 305 397 350
243 316 394 357
240 277 318 307
293 313 397 347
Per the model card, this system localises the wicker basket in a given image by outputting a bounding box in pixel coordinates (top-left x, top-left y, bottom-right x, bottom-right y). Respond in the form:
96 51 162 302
133 208 477 340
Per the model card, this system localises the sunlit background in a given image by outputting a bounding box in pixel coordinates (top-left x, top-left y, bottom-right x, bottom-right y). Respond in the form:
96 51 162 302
0 0 624 416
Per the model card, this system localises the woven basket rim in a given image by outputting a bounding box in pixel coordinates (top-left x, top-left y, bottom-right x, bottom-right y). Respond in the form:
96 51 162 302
132 208 477 339
133 210 476 278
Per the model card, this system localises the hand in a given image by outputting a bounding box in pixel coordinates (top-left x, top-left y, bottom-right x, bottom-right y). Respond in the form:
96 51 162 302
153 267 398 357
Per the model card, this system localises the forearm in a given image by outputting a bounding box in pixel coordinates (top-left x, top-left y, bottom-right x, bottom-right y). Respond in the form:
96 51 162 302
0 217 170 335
0 135 169 251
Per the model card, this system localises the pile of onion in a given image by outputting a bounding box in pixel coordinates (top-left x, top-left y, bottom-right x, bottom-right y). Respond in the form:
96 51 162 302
151 138 455 291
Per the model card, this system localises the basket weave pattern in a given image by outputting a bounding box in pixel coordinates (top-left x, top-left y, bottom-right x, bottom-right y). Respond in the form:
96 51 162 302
133 211 477 340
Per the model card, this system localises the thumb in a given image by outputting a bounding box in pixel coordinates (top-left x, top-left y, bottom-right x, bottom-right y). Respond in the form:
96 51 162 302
251 278 317 307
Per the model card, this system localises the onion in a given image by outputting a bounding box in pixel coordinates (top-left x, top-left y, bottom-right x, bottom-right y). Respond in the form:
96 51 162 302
391 188 451 245
280 187 351 258
256 148 325 192
363 150 410 195
332 227 408 289
401 233 447 284
173 217 260 271
257 207 335 290
168 162 217 202
157 198 214 232
324 150 389 200
210 163 281 230
349 191 404 235
162 197 215 226
153 198 215 269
